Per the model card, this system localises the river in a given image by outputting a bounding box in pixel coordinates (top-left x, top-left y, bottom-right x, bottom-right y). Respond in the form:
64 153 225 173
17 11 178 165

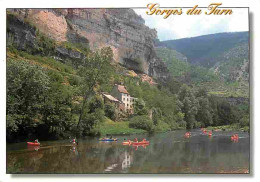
7 129 250 174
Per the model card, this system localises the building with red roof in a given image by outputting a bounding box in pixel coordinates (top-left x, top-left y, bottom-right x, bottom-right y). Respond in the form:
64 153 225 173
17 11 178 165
111 84 136 113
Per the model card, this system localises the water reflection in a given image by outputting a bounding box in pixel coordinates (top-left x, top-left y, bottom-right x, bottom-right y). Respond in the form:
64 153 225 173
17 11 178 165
104 151 134 172
132 144 149 151
7 130 249 174
122 151 133 170
27 145 40 151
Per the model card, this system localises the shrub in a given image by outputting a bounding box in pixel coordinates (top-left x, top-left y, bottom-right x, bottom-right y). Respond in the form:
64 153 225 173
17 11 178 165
129 115 154 132
80 108 104 136
239 115 249 128
134 98 148 116
154 120 170 132
47 70 64 83
68 75 81 86
104 103 117 121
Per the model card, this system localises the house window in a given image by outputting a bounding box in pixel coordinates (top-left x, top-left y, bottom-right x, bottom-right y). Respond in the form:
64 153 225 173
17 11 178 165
127 98 128 101
123 98 125 101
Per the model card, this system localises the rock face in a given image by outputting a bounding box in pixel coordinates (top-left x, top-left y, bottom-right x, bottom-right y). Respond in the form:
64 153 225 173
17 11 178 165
7 13 38 51
7 8 170 82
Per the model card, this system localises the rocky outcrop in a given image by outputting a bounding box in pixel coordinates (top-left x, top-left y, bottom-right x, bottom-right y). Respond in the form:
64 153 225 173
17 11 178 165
55 46 85 63
7 8 171 83
7 13 86 67
7 13 38 51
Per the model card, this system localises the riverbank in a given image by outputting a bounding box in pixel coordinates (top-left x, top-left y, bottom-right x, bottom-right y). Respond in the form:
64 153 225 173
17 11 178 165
206 124 249 132
99 118 175 136
100 118 251 136
100 118 146 135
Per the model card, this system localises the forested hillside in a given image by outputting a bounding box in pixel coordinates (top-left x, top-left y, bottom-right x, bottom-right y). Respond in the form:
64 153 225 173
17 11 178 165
156 47 218 84
157 32 249 68
156 32 249 98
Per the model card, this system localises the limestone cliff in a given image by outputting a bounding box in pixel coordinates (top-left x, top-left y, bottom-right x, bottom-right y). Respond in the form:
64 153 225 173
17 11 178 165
7 8 170 82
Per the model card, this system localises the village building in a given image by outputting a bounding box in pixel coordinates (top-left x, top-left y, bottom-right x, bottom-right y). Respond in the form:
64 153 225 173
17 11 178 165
111 84 136 113
102 93 120 105
101 93 125 112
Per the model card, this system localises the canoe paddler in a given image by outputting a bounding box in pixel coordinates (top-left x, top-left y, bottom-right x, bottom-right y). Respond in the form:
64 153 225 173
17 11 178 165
35 139 39 144
71 138 78 145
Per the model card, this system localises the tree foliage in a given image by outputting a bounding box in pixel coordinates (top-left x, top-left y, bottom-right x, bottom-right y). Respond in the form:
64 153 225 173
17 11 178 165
129 115 154 133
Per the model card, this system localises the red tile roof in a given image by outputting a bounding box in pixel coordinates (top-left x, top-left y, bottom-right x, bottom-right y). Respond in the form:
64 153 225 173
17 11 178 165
117 85 129 94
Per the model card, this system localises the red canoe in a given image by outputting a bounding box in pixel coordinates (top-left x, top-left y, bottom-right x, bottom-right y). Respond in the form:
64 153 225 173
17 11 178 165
132 141 150 145
122 141 133 145
27 142 40 146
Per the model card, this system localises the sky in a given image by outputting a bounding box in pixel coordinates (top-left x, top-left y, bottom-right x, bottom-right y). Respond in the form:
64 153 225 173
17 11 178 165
134 8 249 41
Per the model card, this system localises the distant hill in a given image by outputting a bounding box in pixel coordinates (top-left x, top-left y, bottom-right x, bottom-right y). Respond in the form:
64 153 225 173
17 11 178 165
212 42 249 83
156 32 249 98
155 47 218 84
157 32 249 68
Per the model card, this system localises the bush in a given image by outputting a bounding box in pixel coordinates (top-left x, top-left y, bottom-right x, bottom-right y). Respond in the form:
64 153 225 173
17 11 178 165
48 70 64 83
81 108 105 136
134 98 148 116
104 103 117 121
68 75 81 86
239 115 249 128
129 115 154 132
154 120 170 132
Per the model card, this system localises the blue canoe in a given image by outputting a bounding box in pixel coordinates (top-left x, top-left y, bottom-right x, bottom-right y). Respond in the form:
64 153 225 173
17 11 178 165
99 138 118 141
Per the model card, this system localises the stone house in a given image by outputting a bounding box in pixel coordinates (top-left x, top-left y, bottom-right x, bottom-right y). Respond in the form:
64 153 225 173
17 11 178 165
111 84 136 113
101 93 125 112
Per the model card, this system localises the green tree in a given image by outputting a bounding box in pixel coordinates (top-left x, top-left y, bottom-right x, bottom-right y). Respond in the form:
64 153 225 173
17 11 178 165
217 100 239 125
104 103 117 121
7 60 50 140
178 85 199 129
41 82 74 138
196 97 213 127
134 98 148 116
239 114 249 128
77 47 113 131
80 96 105 136
151 107 162 126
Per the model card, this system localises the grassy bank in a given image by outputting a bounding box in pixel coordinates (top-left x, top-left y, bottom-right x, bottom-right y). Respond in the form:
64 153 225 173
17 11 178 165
206 124 249 132
100 118 146 135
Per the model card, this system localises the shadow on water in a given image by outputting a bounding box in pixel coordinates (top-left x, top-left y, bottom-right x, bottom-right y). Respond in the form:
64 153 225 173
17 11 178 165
7 130 250 174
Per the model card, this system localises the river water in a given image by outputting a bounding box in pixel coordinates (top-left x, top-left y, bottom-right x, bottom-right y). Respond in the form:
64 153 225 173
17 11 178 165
7 129 250 174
